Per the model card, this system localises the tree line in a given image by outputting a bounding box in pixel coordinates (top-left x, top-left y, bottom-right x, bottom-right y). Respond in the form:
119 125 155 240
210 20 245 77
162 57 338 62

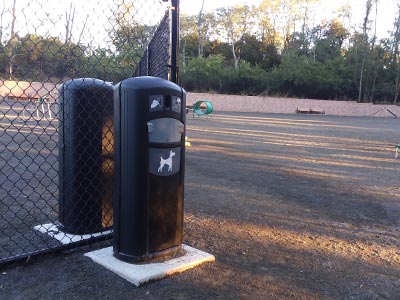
180 0 400 104
0 1 154 84
1 0 400 104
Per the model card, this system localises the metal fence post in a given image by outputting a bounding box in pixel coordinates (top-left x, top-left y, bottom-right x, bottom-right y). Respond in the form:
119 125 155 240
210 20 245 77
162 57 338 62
170 0 180 84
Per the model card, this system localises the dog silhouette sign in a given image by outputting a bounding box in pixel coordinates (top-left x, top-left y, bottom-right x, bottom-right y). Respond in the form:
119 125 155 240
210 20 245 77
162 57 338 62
149 148 181 176
158 150 176 173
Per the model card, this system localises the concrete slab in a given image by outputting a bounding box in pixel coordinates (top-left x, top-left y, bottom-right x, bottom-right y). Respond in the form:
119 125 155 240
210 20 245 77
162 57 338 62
84 245 215 286
33 223 112 245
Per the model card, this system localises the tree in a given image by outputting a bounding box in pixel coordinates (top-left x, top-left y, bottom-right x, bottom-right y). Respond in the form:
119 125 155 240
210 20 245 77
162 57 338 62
278 0 300 49
313 19 348 63
6 0 17 79
110 2 155 69
0 1 5 43
11 34 86 81
262 43 281 70
208 39 232 59
65 3 75 45
336 1 353 48
198 0 205 57
296 0 319 56
285 31 309 56
180 14 198 71
367 1 380 102
181 54 225 91
392 5 400 104
82 48 122 82
216 5 254 69
236 34 264 66
257 0 282 46
358 0 374 102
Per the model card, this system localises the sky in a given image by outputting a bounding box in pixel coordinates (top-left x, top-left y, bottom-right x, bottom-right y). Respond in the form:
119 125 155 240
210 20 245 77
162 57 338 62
2 0 398 47
180 0 399 39
180 0 262 14
1 0 169 47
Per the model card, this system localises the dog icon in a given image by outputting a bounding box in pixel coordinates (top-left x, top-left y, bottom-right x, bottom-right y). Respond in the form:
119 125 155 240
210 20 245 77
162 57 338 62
157 150 175 173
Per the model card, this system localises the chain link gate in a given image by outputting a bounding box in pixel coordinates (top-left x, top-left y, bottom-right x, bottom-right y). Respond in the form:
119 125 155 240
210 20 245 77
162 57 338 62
0 0 179 266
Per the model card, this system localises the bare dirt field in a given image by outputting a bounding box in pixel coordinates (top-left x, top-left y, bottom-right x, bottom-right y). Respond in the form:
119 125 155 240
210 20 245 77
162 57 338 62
1 112 400 300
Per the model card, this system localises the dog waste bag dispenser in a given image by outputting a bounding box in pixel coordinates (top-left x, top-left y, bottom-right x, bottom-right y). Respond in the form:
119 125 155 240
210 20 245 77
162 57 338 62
113 76 186 263
58 78 114 234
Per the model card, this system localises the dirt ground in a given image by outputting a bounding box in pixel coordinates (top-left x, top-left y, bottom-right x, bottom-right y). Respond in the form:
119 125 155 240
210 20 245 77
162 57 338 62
1 112 400 300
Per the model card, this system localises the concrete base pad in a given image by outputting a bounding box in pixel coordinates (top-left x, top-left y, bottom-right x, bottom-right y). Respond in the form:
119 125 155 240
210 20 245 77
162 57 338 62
33 223 112 245
84 245 215 286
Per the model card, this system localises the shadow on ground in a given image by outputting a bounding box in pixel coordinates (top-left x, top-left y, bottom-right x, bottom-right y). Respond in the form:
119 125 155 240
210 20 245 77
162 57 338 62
1 112 400 300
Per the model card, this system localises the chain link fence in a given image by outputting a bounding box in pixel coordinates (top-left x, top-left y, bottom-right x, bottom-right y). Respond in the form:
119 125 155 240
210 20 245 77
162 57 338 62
0 0 176 266
133 12 169 79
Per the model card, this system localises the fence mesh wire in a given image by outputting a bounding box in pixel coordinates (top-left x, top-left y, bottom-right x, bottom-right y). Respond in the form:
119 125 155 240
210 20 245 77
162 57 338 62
0 0 172 265
133 12 170 79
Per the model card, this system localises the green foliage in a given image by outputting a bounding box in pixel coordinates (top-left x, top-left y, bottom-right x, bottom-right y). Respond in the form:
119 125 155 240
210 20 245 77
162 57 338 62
314 20 349 63
180 55 267 95
208 40 232 60
9 34 87 81
177 3 400 102
219 62 267 95
3 0 400 103
77 48 127 83
3 34 131 83
265 54 356 99
181 54 224 92
236 34 264 66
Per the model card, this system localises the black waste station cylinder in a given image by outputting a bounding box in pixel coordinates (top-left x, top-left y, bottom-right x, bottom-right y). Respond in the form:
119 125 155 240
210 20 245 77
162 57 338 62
113 76 186 263
58 78 114 234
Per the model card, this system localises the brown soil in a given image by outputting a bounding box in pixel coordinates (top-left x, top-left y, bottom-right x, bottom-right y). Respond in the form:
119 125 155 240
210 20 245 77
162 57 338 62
1 112 399 300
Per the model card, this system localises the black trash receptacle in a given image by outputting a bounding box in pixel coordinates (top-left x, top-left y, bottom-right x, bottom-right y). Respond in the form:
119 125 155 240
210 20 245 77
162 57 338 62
113 76 186 263
58 78 114 234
